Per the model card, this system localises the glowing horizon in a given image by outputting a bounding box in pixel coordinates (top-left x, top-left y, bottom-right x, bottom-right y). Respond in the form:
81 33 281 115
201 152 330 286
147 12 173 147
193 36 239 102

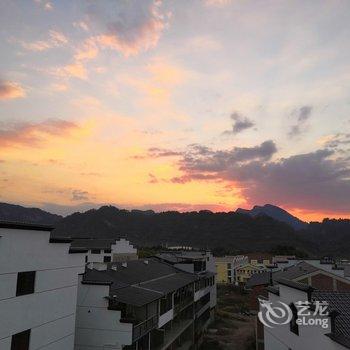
1 0 350 222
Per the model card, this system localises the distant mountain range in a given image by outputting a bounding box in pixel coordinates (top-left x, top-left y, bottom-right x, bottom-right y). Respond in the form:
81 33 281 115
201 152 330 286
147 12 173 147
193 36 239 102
236 204 307 230
0 202 62 224
1 202 349 257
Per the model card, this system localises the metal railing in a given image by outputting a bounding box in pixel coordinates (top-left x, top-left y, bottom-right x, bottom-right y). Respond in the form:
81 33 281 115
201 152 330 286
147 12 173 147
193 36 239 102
132 314 158 342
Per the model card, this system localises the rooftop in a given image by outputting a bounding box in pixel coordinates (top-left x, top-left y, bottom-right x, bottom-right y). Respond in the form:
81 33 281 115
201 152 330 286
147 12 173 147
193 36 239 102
0 220 54 231
312 290 350 347
82 258 204 306
71 238 117 250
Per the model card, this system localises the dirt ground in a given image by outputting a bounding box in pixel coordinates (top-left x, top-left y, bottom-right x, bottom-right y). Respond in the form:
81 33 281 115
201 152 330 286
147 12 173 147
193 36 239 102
200 285 256 350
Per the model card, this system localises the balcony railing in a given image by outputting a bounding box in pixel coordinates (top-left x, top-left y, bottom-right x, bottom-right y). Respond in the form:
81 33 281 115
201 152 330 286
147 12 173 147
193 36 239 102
132 315 158 342
174 296 193 315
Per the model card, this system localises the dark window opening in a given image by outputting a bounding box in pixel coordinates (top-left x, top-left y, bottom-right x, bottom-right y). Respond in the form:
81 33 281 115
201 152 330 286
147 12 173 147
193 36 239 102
289 303 299 335
11 329 31 350
91 249 101 254
16 271 36 296
104 249 111 253
104 256 111 263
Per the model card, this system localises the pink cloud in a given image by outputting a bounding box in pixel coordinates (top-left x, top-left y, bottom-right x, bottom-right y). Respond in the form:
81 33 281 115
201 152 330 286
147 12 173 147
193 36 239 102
0 119 78 148
88 0 169 56
0 80 26 100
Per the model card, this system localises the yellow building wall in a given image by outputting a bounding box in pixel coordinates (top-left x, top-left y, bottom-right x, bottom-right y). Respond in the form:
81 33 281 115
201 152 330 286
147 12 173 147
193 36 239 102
215 262 228 283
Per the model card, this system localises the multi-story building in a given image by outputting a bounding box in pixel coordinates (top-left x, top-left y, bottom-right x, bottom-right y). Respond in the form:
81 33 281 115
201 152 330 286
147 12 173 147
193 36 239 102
0 221 86 350
235 263 266 285
74 258 216 350
261 278 350 350
215 255 248 284
70 238 138 263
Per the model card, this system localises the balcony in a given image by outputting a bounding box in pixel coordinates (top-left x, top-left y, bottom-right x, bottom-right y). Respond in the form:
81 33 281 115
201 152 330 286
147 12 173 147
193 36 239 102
153 319 193 350
174 296 194 315
132 315 158 342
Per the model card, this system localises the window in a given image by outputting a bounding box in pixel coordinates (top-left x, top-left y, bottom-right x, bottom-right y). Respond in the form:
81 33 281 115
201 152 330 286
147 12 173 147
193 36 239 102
104 249 111 253
91 249 101 254
227 263 232 269
16 272 35 296
289 303 299 335
104 256 111 263
11 329 30 350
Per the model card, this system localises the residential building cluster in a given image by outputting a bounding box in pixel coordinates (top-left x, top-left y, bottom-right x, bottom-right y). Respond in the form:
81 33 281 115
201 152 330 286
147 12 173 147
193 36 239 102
0 221 217 350
243 255 350 350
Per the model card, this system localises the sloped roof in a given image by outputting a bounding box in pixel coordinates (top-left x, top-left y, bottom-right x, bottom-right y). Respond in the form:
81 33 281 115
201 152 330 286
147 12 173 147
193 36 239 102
273 261 318 281
82 258 200 306
0 220 54 231
312 290 350 346
246 271 271 288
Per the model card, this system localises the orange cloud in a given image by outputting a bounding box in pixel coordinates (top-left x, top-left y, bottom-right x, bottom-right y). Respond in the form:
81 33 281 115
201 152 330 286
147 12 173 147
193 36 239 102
59 62 87 80
74 38 99 61
204 0 232 7
20 30 68 51
0 80 26 100
0 119 79 149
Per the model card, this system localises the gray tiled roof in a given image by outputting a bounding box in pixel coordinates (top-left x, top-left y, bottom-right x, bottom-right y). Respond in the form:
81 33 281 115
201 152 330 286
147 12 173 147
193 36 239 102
246 271 271 288
82 258 201 306
71 238 116 250
110 286 163 306
246 261 318 289
273 261 317 281
140 273 197 294
312 290 350 345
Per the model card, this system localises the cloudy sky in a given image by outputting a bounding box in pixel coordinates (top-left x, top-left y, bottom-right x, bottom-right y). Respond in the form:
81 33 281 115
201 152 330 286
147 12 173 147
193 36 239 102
1 0 350 221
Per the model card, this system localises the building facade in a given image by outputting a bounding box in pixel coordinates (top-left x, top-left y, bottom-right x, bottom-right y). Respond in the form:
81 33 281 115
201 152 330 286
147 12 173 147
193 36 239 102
70 238 138 263
215 255 248 284
74 258 216 350
0 221 86 350
262 279 350 350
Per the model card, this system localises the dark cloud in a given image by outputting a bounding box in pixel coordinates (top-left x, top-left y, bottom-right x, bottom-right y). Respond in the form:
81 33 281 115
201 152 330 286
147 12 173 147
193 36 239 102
288 105 313 137
0 119 78 148
148 147 183 157
71 189 90 201
172 141 350 213
179 140 277 173
148 173 158 184
88 0 168 56
325 133 350 148
223 112 255 135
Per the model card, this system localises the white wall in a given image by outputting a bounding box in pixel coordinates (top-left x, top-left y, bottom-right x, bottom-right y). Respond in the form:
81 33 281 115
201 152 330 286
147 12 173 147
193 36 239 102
0 227 85 350
264 286 347 350
75 279 133 350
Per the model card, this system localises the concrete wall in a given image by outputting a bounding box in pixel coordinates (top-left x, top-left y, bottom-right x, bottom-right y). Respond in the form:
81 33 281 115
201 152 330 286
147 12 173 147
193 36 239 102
0 227 85 350
263 286 347 350
75 279 133 350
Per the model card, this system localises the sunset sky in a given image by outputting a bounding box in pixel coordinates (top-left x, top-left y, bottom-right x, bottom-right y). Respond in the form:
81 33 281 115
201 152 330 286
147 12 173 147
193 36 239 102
1 0 350 221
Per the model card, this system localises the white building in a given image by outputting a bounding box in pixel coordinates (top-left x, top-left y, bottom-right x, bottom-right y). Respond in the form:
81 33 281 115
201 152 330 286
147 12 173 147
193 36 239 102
262 278 350 350
156 250 217 310
0 221 86 350
70 238 138 263
74 257 216 350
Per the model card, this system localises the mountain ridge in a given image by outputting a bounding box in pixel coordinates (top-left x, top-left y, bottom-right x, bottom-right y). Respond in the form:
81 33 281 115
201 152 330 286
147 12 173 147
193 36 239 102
236 204 307 230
